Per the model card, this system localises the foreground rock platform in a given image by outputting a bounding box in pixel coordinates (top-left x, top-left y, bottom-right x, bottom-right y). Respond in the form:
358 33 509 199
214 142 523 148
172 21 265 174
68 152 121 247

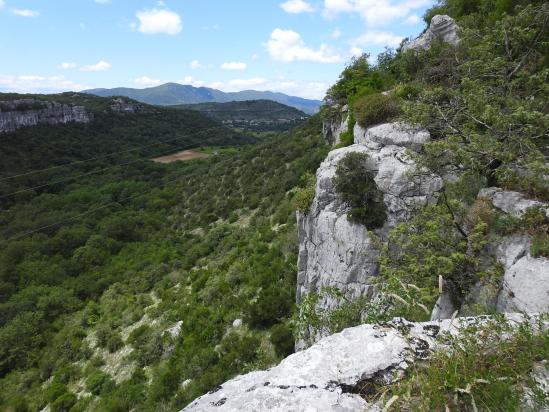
182 314 540 412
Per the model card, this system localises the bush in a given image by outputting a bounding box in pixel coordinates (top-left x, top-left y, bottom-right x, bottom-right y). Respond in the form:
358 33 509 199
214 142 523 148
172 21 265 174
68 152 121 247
246 286 293 329
531 233 549 258
352 93 400 127
293 172 316 212
106 333 123 353
270 323 294 358
333 152 386 229
86 371 114 395
50 392 77 412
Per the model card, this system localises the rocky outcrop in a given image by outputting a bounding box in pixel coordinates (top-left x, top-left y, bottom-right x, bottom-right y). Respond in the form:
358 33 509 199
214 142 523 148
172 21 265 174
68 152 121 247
461 188 549 315
0 99 92 133
182 314 545 412
297 122 443 347
403 15 459 52
322 105 349 145
110 97 143 114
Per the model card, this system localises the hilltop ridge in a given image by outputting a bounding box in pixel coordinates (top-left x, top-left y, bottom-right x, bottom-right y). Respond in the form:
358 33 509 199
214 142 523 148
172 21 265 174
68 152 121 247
83 83 322 115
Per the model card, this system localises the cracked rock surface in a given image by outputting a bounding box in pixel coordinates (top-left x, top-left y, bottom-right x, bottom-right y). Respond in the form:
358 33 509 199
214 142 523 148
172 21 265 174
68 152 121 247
403 14 460 52
463 189 549 314
0 99 92 133
296 122 442 347
182 314 537 412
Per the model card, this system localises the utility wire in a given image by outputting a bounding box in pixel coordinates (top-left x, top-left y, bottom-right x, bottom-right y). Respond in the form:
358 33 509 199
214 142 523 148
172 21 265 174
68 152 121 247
1 165 195 242
0 126 228 182
0 135 216 200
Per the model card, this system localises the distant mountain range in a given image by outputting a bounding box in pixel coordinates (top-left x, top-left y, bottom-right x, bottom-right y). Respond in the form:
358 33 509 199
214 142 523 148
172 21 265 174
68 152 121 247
83 83 322 114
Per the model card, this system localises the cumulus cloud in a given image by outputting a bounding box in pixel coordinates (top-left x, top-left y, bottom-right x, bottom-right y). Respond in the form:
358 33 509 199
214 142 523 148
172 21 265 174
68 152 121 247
136 8 182 35
134 76 162 86
221 61 247 71
190 60 202 69
404 14 421 24
0 74 89 93
280 0 314 14
228 78 267 88
58 62 77 70
80 60 112 72
352 31 404 48
266 29 342 63
12 8 40 17
323 0 431 26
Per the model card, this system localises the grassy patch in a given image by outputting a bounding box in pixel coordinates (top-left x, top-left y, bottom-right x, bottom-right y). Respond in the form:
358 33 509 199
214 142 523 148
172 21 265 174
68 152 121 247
353 93 401 127
379 315 549 411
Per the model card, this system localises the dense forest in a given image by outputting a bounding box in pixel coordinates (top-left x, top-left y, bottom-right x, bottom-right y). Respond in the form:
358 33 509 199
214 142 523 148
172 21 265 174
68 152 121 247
0 91 328 410
172 100 308 132
1 0 548 410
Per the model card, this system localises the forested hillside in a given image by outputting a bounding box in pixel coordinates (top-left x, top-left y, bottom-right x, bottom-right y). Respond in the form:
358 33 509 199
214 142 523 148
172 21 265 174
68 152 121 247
173 100 308 132
1 0 548 411
0 104 328 410
0 93 251 210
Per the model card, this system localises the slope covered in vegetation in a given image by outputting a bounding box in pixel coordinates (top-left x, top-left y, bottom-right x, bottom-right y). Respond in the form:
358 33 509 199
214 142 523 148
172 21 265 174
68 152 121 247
173 100 308 132
0 106 328 410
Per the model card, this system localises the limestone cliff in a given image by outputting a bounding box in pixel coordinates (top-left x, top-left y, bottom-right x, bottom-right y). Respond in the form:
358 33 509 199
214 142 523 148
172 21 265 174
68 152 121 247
403 14 460 52
322 104 349 146
0 99 92 133
296 122 443 347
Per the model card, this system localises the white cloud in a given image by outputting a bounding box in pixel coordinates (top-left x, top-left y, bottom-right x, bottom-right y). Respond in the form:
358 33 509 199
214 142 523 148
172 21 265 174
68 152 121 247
134 76 162 86
0 0 5 9
331 28 342 38
280 0 314 13
350 47 362 57
202 24 220 31
58 62 77 70
0 74 89 93
94 0 110 4
228 78 267 88
190 60 202 69
80 60 112 72
266 28 342 63
221 61 247 71
352 31 404 48
181 76 205 87
404 14 421 24
12 8 40 17
136 8 182 35
323 0 431 26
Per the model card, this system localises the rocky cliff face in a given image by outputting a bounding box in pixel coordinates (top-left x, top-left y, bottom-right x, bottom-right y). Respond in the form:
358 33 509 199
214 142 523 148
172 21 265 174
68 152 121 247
296 122 443 347
460 188 549 315
403 14 460 52
182 314 546 412
0 99 92 133
322 105 349 146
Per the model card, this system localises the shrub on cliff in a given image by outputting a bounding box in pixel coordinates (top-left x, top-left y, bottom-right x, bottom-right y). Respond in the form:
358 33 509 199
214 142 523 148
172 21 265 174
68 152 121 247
353 93 401 127
333 152 386 229
293 172 316 212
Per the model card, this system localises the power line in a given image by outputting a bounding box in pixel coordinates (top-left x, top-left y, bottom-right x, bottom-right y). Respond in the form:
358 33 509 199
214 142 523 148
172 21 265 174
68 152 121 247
0 126 228 182
1 165 194 242
0 135 215 200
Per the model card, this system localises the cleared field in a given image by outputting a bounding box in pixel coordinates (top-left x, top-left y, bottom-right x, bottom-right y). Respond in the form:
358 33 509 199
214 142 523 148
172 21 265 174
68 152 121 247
152 150 210 163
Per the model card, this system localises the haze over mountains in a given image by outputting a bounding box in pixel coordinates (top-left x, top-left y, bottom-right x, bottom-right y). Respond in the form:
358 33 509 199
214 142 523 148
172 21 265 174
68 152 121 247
84 83 322 114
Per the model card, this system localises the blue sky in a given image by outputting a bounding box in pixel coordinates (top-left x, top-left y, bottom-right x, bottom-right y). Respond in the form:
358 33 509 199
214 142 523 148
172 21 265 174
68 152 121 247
0 0 435 99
